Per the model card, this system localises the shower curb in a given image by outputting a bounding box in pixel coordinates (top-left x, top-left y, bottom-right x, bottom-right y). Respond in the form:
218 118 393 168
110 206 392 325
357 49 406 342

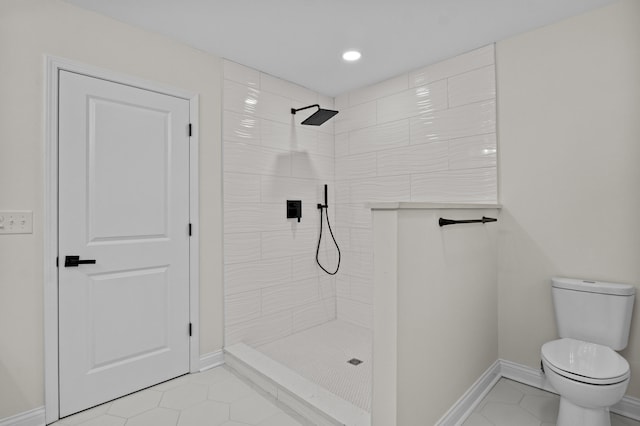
224 343 371 426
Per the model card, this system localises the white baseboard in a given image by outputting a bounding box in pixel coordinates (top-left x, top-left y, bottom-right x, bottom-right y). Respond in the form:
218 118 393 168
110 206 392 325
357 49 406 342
498 358 557 394
438 358 640 425
199 350 224 372
0 406 45 426
436 360 502 426
614 394 640 421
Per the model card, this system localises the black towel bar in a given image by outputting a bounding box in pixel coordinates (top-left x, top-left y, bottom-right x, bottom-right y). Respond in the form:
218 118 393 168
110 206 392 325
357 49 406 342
439 216 497 227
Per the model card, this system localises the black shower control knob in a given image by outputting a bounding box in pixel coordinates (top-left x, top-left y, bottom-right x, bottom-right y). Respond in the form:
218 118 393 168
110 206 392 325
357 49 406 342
286 200 302 223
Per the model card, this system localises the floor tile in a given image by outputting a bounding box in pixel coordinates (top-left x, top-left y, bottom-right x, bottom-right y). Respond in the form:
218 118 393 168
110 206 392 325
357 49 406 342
60 368 640 426
53 367 301 426
189 367 236 386
125 407 179 426
57 403 112 425
519 394 559 423
481 402 542 426
257 412 304 426
208 377 254 403
108 389 162 418
484 379 524 405
160 383 208 410
461 413 493 426
77 415 126 426
504 378 553 397
229 394 281 425
177 400 230 426
463 378 640 426
152 376 190 392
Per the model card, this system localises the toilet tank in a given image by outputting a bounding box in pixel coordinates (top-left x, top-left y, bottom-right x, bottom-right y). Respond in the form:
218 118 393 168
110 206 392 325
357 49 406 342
552 277 635 350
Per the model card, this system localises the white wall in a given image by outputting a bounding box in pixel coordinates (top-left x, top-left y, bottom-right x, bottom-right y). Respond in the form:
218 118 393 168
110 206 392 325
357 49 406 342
497 0 640 397
333 46 498 329
0 0 223 419
372 207 499 425
222 61 337 347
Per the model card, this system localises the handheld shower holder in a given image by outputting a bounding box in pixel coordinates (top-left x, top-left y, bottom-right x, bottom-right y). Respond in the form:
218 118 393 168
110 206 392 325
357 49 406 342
315 184 341 275
318 184 328 210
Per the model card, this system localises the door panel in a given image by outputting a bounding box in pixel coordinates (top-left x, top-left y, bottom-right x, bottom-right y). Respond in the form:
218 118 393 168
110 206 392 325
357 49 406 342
58 71 190 417
88 98 169 241
89 266 170 368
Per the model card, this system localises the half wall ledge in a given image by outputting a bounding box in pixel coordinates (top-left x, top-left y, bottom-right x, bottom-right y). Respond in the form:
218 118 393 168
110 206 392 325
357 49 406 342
368 202 502 210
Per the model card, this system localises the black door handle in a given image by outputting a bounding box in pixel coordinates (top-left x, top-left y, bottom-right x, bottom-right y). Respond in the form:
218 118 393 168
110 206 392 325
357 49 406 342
64 255 96 267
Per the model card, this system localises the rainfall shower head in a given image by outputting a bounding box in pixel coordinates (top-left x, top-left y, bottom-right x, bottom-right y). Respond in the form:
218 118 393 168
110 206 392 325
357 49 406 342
291 104 339 126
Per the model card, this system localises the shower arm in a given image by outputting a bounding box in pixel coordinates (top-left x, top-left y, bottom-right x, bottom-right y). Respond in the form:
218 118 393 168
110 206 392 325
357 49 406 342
291 104 320 115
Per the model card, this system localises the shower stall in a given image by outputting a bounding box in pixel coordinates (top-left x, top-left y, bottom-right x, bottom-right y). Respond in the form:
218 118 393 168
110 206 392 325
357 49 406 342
221 43 498 425
222 59 373 425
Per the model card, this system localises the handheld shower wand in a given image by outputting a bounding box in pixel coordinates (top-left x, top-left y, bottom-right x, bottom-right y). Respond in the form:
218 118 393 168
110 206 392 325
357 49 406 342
316 184 341 275
317 184 328 210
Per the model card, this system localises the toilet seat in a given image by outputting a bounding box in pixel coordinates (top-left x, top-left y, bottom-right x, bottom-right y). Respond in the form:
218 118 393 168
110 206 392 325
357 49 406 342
542 338 630 385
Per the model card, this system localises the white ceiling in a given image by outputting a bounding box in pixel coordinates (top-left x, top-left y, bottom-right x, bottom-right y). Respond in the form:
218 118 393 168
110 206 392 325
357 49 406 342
63 0 616 97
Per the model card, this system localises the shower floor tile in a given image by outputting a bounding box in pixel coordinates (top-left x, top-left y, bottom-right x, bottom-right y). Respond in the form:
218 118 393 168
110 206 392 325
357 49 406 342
257 319 372 412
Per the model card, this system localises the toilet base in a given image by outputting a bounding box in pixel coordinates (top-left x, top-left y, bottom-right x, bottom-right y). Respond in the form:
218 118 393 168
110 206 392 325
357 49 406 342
557 397 610 426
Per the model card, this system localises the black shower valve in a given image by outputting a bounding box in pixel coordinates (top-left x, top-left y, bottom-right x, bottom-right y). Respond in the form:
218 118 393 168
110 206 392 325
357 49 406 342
286 200 302 223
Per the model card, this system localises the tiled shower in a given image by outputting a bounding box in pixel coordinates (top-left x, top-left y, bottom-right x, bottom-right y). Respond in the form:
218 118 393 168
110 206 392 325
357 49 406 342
223 60 338 347
222 44 498 420
333 44 497 329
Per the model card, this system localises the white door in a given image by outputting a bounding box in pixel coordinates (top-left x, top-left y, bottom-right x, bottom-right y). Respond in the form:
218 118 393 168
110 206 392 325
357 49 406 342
58 70 191 417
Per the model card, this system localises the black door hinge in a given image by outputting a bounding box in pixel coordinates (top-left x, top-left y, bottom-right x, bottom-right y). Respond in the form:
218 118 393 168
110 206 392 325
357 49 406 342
56 257 59 267
188 223 192 236
189 323 192 337
188 123 192 137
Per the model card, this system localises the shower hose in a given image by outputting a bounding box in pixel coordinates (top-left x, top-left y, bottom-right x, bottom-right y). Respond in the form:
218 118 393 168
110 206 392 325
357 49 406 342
316 185 341 275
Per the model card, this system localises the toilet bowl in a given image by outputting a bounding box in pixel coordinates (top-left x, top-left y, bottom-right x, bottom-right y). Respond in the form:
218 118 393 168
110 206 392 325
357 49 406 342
542 277 635 426
542 338 630 426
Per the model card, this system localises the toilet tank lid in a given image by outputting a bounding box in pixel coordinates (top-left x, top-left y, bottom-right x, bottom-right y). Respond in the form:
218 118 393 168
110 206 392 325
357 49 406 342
552 277 635 296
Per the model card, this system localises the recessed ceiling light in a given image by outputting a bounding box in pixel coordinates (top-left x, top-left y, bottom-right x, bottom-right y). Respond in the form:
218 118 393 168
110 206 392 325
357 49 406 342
342 50 361 62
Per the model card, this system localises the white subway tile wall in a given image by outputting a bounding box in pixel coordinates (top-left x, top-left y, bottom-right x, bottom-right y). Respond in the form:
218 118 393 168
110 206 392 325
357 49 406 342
376 79 448 124
223 61 337 346
409 45 495 88
223 45 497 341
334 45 497 328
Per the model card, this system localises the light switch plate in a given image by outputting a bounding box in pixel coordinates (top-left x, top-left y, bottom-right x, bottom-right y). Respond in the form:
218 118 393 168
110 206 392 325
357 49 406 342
0 211 33 234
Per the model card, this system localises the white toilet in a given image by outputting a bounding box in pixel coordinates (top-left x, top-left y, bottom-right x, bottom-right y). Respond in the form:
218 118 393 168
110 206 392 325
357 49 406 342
542 277 635 426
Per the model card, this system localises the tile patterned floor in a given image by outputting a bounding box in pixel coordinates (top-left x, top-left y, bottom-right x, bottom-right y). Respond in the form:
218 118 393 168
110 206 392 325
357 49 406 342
462 378 640 426
51 368 640 426
53 366 305 426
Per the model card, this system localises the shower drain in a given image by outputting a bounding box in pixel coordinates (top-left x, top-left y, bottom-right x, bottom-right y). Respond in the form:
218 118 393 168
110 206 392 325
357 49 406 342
347 358 363 366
